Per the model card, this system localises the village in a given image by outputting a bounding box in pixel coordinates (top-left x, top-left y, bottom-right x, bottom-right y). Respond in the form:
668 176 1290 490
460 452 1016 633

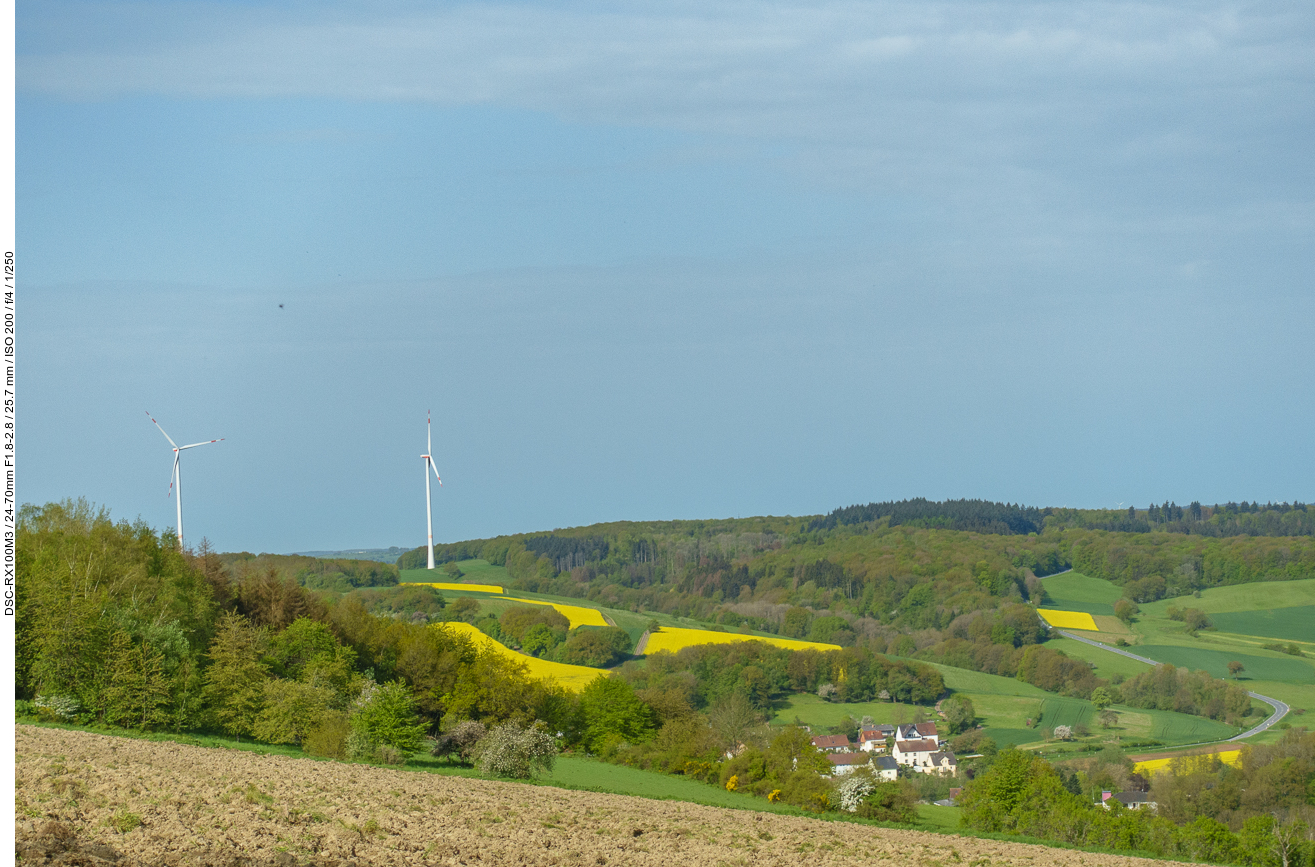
810 722 958 780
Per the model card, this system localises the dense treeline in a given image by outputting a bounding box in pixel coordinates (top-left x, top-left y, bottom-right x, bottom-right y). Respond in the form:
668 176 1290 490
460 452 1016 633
1116 664 1252 724
1070 530 1315 599
218 552 399 593
808 498 1047 535
959 731 1315 866
1050 501 1314 537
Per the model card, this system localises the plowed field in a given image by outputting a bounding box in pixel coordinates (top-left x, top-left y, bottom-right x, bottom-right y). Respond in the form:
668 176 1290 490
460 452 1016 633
16 726 1191 867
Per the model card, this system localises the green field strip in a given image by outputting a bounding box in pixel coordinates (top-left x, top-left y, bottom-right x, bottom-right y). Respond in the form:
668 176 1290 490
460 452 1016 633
982 727 1042 747
1140 578 1315 617
1210 606 1315 643
1133 645 1315 683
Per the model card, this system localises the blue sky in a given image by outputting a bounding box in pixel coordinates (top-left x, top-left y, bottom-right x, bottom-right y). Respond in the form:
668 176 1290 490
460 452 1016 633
19 0 1315 553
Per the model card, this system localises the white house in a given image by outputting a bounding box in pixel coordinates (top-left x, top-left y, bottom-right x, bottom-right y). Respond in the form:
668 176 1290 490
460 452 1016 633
858 729 890 752
1103 791 1156 811
826 752 873 776
872 755 898 781
892 737 938 766
896 723 939 744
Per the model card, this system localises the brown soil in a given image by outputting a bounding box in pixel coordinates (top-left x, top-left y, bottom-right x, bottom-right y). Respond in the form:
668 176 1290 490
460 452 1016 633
17 725 1187 867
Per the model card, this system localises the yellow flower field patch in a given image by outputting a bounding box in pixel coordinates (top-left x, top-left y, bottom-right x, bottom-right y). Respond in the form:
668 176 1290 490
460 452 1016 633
1134 749 1241 776
1037 609 1100 631
511 598 610 629
643 626 841 655
406 582 506 594
438 622 605 692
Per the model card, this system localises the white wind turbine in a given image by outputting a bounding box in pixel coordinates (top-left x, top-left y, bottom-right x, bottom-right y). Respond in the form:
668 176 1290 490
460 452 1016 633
422 411 443 569
147 411 224 551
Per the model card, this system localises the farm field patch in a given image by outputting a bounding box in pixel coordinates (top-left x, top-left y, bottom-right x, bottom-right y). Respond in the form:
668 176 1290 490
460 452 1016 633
439 622 605 691
1141 578 1315 616
404 581 505 594
1211 606 1315 643
643 626 841 655
770 693 930 729
1040 572 1121 615
1133 645 1315 684
1134 749 1242 776
16 726 1187 867
1038 610 1100 630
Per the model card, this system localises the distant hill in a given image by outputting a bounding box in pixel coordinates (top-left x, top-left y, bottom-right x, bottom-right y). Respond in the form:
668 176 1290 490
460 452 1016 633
293 546 407 564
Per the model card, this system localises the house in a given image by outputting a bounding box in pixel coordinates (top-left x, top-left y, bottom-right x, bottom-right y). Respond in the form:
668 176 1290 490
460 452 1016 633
811 734 853 753
872 755 898 781
858 729 890 752
826 752 874 776
892 738 938 766
897 722 939 744
1102 791 1157 811
923 751 958 777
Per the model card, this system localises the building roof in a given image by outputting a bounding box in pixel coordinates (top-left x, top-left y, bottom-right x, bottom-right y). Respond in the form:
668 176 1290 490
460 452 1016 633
827 752 873 767
914 722 939 737
895 738 939 754
928 751 957 765
859 729 888 741
873 756 898 770
1111 792 1151 806
811 735 852 750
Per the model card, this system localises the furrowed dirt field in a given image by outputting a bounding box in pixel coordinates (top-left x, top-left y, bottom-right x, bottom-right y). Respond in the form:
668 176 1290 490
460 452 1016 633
17 726 1184 867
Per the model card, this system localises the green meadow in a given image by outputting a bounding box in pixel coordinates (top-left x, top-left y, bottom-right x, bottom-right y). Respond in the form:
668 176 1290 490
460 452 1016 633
1132 645 1314 683
1039 571 1122 615
1210 606 1315 643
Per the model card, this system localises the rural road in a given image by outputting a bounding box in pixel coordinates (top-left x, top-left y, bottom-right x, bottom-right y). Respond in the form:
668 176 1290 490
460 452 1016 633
1055 628 1290 741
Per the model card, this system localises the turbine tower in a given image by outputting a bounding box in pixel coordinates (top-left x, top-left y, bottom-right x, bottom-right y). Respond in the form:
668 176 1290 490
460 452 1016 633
147 411 224 551
422 411 443 569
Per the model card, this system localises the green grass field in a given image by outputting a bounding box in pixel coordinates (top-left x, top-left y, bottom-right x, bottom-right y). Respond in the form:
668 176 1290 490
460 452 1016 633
1141 578 1315 616
917 805 962 829
1039 572 1122 615
771 693 932 729
1132 645 1314 683
1210 606 1315 643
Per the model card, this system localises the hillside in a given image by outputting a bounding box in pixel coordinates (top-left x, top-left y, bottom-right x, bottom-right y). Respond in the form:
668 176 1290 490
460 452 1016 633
16 726 1192 867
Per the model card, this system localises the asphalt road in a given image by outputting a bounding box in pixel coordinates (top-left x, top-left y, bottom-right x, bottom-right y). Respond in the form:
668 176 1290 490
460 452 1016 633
1055 628 1290 741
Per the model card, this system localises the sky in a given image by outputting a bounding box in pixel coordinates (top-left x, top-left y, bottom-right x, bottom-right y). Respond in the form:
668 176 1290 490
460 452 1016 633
18 0 1315 554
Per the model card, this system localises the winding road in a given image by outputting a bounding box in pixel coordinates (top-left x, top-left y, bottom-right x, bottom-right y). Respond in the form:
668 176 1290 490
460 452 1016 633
1056 628 1290 741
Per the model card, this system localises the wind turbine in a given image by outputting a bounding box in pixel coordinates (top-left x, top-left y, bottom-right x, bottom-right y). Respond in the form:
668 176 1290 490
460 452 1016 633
422 411 443 569
146 411 224 551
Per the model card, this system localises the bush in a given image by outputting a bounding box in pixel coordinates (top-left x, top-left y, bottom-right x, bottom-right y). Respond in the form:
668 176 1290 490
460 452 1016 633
472 720 558 779
304 711 350 759
34 694 81 722
348 680 428 759
430 720 487 764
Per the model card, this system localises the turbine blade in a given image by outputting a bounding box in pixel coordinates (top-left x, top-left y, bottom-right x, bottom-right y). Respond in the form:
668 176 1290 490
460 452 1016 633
427 410 432 455
430 458 443 486
177 438 225 450
168 454 179 498
146 411 178 449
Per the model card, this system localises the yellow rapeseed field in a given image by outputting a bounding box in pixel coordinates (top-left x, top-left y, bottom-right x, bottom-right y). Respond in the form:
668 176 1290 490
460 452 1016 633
1134 749 1241 776
438 622 605 692
1037 609 1100 631
644 626 841 655
404 582 506 594
510 598 610 629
